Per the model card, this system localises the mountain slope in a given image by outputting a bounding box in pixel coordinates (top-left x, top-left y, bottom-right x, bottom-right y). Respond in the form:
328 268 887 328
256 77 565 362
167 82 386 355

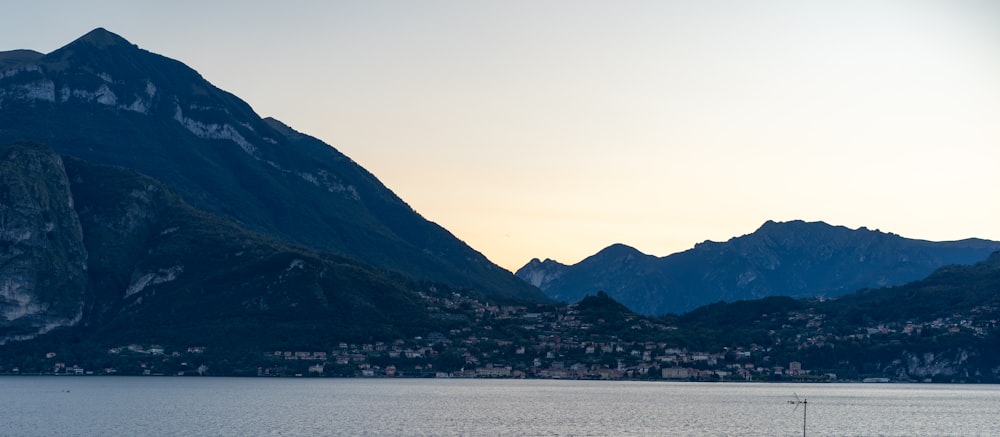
518 220 1000 315
672 252 1000 381
0 142 465 347
0 28 543 302
821 251 1000 325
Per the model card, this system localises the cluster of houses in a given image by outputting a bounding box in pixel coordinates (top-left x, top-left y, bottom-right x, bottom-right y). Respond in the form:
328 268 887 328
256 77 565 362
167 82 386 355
21 289 995 380
29 344 209 376
252 291 819 381
779 305 997 351
260 338 814 381
266 293 994 381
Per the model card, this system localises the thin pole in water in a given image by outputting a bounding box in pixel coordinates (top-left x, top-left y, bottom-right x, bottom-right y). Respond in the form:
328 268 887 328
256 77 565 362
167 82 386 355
787 393 807 437
802 398 807 437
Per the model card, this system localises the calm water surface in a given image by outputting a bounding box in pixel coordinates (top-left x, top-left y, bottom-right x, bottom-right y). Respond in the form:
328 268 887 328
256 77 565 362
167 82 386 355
2 377 999 436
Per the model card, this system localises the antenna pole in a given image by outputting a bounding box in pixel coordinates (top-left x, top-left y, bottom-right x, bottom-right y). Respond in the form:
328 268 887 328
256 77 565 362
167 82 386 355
789 394 807 437
802 398 807 437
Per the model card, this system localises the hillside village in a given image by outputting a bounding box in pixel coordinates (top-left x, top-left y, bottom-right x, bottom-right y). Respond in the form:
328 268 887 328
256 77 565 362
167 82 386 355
8 287 997 382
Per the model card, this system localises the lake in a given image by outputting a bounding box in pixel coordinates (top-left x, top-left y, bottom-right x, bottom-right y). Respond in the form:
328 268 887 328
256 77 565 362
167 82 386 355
2 377 999 436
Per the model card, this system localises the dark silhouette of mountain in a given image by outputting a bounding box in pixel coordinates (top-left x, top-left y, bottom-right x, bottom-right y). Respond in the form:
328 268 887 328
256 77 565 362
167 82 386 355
69 151 460 348
673 251 1000 381
0 142 468 346
0 28 543 304
517 220 1000 315
821 251 1000 325
0 49 43 67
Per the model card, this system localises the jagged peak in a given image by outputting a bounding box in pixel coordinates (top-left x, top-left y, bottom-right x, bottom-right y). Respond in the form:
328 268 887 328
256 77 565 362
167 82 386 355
749 220 900 244
750 219 855 238
756 219 816 232
521 257 564 269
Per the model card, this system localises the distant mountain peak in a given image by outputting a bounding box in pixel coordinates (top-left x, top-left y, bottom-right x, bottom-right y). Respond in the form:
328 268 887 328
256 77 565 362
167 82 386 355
592 243 644 259
518 220 1000 314
755 219 831 233
74 27 134 48
601 243 641 252
516 258 566 289
45 27 140 63
751 220 885 237
35 28 156 80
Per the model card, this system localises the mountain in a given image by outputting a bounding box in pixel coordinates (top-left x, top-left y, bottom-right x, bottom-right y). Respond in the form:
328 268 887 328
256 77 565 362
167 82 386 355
0 142 473 346
821 250 1000 326
0 28 543 303
674 252 1000 381
517 220 1000 315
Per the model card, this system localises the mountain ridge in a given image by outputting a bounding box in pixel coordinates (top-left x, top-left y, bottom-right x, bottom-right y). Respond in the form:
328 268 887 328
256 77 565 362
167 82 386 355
0 28 544 302
517 220 1000 315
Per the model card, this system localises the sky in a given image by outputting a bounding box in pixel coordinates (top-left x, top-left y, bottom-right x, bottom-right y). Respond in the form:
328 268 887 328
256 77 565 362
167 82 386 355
3 1 999 272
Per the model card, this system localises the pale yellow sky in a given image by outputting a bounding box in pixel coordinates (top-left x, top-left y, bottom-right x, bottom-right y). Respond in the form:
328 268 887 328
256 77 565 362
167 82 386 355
4 1 999 271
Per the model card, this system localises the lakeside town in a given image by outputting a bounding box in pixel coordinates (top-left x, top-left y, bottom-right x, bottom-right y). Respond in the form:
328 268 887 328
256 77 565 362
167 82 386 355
7 288 994 382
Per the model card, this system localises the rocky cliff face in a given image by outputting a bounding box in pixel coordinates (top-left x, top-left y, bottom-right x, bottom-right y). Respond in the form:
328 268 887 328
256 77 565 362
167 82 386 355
0 143 87 343
892 350 973 381
0 142 455 348
62 155 176 323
